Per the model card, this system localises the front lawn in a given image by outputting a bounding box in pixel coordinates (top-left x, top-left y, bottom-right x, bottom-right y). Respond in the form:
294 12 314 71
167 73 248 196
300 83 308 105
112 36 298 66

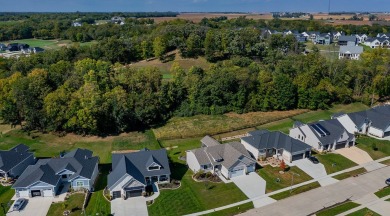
316 201 360 216
85 164 111 216
257 165 313 193
148 138 248 216
269 181 321 200
205 202 253 216
333 168 367 180
374 186 390 198
47 193 84 216
346 208 381 216
314 153 357 174
356 136 390 160
0 186 14 216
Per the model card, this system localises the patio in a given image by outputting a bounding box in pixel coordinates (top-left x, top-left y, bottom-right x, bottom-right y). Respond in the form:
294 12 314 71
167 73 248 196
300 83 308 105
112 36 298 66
258 156 282 168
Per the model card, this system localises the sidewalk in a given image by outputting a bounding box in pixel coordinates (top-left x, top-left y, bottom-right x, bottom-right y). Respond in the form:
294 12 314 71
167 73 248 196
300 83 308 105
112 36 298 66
338 194 390 216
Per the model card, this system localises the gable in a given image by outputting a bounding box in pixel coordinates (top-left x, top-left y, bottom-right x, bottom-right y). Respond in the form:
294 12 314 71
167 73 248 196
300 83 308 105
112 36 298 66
57 169 75 175
28 181 55 188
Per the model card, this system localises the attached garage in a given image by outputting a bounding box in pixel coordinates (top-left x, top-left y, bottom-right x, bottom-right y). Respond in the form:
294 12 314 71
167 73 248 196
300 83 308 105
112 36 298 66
230 168 245 178
384 131 390 137
18 190 29 197
292 153 305 161
126 189 143 198
31 190 41 197
112 191 121 199
43 189 53 197
335 142 347 150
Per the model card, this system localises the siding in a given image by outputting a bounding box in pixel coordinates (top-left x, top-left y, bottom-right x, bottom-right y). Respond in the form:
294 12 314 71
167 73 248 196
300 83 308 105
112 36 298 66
186 151 201 173
368 127 384 138
241 140 259 159
72 178 90 190
337 115 358 134
89 163 99 190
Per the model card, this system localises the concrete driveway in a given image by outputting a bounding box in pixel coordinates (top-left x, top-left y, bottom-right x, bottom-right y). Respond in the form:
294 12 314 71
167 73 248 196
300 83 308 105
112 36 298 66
335 147 373 164
7 197 53 216
292 158 338 186
111 197 148 216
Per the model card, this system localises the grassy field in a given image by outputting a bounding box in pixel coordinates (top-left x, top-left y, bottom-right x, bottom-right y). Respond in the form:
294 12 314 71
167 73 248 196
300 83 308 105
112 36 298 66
374 186 390 198
269 182 321 200
0 39 97 50
257 165 313 193
356 136 390 160
316 202 360 216
346 208 381 216
153 109 309 140
257 103 368 134
47 193 85 216
148 138 248 216
204 202 253 216
0 186 14 216
314 153 357 174
333 168 367 180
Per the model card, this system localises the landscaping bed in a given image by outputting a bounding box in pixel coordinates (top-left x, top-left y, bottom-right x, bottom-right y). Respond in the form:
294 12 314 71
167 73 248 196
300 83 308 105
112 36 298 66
333 167 367 180
159 179 181 190
193 172 221 183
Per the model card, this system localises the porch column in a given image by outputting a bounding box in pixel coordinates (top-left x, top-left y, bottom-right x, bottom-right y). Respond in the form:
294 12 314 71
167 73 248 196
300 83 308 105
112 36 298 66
4 173 7 181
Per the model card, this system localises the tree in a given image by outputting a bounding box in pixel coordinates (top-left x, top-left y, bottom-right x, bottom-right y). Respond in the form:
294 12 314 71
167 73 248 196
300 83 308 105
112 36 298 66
280 160 286 171
153 36 166 60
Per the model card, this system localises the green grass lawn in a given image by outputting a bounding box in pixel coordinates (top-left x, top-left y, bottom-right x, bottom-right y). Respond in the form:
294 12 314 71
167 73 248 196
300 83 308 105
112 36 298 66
257 165 313 193
47 193 84 216
316 202 360 216
204 202 253 216
85 164 111 216
346 208 380 216
148 138 248 216
314 153 357 174
333 168 367 180
381 159 390 166
0 186 14 216
356 136 390 160
374 186 390 198
1 39 97 50
269 181 321 200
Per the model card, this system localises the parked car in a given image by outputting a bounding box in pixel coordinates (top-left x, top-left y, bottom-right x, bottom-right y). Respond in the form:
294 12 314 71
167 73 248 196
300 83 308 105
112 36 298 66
13 198 26 211
386 178 390 186
308 156 319 164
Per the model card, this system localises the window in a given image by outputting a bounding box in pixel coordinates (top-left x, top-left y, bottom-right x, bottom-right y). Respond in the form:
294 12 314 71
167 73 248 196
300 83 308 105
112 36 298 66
148 166 160 171
76 181 84 187
62 174 67 179
298 135 301 139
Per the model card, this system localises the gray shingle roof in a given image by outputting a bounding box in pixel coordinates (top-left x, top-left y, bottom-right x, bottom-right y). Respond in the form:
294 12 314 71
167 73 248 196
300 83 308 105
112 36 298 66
339 45 363 54
308 119 354 145
241 131 311 154
190 142 255 170
108 149 171 189
339 35 357 42
201 136 220 147
12 148 98 188
0 144 33 173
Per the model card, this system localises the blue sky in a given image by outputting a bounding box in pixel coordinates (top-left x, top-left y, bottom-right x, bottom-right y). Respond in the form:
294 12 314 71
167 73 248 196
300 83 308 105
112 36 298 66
2 0 390 12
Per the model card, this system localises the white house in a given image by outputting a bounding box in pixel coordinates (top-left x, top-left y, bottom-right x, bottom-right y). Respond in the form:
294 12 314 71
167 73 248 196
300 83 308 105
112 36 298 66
240 130 311 163
356 34 368 43
339 45 363 60
186 136 256 179
289 119 355 152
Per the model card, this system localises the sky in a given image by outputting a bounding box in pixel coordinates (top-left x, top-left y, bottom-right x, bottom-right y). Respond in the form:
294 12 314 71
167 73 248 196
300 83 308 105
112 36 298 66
1 0 390 12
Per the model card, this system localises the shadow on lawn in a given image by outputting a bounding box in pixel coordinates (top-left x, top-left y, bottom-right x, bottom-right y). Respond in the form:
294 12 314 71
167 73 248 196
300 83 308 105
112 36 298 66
170 161 188 181
95 164 111 191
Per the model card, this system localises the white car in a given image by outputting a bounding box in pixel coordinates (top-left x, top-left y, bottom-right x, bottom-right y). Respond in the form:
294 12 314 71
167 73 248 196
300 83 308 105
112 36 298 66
13 198 27 211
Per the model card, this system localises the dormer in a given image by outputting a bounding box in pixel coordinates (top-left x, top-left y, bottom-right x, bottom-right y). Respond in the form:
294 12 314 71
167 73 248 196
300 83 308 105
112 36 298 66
146 156 162 171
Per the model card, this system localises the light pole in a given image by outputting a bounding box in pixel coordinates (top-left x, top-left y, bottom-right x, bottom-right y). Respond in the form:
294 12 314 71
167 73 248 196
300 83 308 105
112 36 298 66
290 172 300 194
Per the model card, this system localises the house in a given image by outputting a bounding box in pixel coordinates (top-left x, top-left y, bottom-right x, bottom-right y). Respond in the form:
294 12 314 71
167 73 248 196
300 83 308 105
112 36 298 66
356 34 368 43
21 47 45 54
0 144 35 180
307 31 320 42
364 38 381 48
332 31 345 41
339 45 363 60
186 136 256 179
6 43 29 52
377 33 390 39
0 44 6 51
289 119 355 152
338 35 358 46
107 148 170 199
72 22 82 27
240 130 311 163
315 33 333 45
294 33 307 42
12 148 99 198
111 16 125 25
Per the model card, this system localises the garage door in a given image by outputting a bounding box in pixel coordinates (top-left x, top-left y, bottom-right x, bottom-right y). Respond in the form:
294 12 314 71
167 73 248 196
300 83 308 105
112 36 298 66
335 142 346 150
230 168 245 178
43 189 53 197
126 190 142 198
18 190 29 197
384 131 390 137
292 153 304 161
112 191 121 199
31 190 41 197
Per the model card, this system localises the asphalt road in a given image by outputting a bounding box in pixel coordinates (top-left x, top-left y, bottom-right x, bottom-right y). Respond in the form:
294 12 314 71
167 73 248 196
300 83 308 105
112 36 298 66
238 166 390 216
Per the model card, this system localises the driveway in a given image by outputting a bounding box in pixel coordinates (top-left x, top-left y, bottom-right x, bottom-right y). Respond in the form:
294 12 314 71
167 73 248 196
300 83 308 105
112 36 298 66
335 147 373 164
292 158 338 186
7 197 53 216
111 197 148 216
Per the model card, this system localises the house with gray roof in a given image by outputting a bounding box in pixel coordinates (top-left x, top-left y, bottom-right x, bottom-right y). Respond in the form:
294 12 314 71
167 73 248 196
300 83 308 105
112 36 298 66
107 148 170 199
241 130 311 163
12 148 99 198
0 144 35 180
315 33 333 45
186 136 256 179
289 119 355 152
338 35 358 46
334 105 390 138
339 45 363 60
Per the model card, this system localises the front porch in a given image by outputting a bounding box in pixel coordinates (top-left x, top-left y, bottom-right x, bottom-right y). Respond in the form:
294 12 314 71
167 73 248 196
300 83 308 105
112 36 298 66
145 175 170 185
257 148 284 167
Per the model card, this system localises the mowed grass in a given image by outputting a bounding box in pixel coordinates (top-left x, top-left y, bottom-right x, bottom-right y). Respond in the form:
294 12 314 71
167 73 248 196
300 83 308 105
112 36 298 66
47 193 85 216
1 39 97 50
269 181 321 200
381 159 390 166
0 186 14 216
356 136 390 160
148 138 248 216
374 186 390 198
316 202 360 216
153 109 309 140
257 165 313 193
205 202 253 216
314 153 357 174
85 164 111 216
346 208 381 216
333 167 367 180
